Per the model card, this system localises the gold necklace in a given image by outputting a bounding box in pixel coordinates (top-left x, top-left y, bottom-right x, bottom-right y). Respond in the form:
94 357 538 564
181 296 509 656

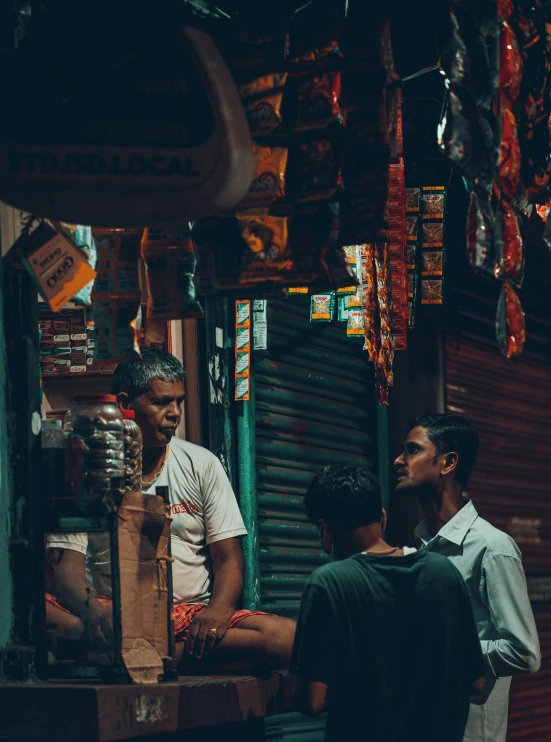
142 445 169 486
362 546 400 556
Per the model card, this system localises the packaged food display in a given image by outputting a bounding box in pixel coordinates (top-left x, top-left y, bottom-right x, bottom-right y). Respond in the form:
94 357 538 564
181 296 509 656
239 146 288 208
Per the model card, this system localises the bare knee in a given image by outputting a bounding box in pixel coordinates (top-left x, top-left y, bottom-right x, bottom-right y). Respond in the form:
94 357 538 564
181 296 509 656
261 617 296 670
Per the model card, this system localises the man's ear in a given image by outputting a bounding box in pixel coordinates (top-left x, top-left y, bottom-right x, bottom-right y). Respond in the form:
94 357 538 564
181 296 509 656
380 508 388 532
441 452 459 478
116 392 131 411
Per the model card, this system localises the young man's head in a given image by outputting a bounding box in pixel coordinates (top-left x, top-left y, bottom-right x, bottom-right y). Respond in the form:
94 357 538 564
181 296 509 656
394 414 479 500
305 463 384 560
112 348 186 450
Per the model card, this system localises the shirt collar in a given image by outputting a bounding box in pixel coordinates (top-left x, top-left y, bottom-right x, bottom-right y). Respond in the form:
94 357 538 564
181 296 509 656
414 500 479 547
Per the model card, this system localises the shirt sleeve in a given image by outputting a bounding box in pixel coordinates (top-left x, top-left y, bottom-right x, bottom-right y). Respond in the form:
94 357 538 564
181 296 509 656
201 455 247 545
455 571 486 682
480 552 541 677
290 578 335 684
46 532 88 556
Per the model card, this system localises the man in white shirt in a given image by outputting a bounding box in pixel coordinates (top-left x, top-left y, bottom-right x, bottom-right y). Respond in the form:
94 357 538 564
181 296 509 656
46 348 295 671
394 414 541 742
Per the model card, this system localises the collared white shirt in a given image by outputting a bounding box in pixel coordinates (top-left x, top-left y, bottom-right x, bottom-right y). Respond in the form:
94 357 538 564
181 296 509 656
415 500 540 742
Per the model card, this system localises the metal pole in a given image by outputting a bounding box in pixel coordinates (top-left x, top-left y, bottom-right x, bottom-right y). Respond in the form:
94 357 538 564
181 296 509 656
236 375 261 612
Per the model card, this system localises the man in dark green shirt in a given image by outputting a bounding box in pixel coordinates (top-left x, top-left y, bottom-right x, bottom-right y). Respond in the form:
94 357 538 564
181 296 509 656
290 463 484 742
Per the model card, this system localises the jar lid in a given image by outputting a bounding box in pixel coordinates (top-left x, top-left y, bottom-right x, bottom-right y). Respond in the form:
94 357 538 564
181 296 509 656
73 394 117 404
121 409 135 419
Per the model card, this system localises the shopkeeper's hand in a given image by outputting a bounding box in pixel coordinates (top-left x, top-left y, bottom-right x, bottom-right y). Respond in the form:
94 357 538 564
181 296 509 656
185 605 233 659
84 601 114 652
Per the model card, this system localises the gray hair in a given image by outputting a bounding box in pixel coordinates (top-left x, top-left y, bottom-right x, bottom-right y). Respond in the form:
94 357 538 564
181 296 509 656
111 348 187 400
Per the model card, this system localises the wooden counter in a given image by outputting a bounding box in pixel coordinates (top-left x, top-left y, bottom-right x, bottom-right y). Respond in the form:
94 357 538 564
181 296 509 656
0 672 300 742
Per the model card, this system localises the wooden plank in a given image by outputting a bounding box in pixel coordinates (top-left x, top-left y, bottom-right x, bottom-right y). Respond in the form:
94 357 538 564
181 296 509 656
0 672 299 742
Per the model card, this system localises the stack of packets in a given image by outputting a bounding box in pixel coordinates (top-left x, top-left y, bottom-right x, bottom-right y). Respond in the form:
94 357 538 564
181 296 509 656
386 96 408 352
405 186 447 320
235 301 251 401
438 0 540 359
39 308 95 376
196 5 401 299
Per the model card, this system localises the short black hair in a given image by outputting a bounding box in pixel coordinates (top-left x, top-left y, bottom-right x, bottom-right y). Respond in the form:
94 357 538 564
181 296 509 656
304 463 382 530
111 347 187 401
410 414 479 488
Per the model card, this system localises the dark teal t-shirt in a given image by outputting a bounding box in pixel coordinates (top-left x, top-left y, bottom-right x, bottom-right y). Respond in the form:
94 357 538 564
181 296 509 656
291 550 484 742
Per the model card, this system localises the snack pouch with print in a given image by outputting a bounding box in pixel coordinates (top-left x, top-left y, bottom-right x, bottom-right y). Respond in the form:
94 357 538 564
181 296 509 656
141 224 203 320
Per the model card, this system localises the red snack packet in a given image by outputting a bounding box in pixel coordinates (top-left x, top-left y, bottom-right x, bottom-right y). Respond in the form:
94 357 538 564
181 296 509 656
292 71 345 132
494 198 524 285
498 105 521 200
496 281 525 359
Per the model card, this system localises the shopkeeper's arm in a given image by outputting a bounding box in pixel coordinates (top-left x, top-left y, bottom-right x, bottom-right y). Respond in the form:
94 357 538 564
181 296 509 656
185 537 244 659
46 547 113 649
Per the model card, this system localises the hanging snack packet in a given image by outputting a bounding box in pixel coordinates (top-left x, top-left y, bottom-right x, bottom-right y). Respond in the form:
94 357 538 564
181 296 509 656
347 309 365 337
292 134 344 203
91 228 142 361
292 71 345 132
59 224 97 306
421 187 446 220
310 292 334 322
239 146 288 209
496 281 525 359
141 225 203 320
337 295 350 322
15 221 97 312
405 188 421 214
240 73 288 136
92 228 142 298
235 299 251 401
92 301 140 361
421 278 444 305
493 198 524 286
466 190 495 276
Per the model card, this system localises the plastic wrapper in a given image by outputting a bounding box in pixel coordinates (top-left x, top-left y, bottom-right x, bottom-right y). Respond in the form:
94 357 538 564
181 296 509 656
496 281 526 359
141 225 203 320
59 224 97 306
499 19 523 106
92 300 140 361
239 146 288 209
494 198 524 285
240 73 287 136
347 309 365 336
92 228 142 298
498 104 521 200
293 135 344 203
362 244 376 361
421 278 444 305
292 71 345 132
310 292 334 322
466 189 495 275
405 188 421 213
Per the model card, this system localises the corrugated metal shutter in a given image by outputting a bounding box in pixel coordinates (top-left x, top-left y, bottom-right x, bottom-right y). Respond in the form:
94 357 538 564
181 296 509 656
254 296 377 618
445 272 551 742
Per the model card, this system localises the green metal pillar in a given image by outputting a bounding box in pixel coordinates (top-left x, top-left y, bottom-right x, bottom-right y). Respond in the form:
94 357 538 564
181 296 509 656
236 374 261 612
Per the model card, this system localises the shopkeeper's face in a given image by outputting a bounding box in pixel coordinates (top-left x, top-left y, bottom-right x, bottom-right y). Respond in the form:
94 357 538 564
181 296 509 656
394 426 442 496
129 378 185 449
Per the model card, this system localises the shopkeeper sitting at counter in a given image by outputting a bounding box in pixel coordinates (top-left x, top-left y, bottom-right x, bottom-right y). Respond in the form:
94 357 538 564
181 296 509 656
45 348 296 671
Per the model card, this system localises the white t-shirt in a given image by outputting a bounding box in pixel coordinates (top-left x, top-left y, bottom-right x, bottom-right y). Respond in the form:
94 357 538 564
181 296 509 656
46 439 247 605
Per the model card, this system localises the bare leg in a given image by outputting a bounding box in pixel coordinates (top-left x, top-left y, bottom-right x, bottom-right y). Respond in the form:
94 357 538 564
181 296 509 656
178 615 296 674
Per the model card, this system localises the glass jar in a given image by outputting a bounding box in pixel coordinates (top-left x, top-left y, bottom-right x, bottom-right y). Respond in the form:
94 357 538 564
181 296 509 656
64 394 124 513
121 409 142 492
